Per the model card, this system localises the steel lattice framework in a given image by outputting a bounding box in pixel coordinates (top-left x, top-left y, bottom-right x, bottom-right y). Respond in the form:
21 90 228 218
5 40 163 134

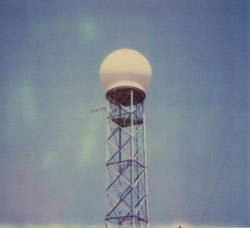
105 89 149 228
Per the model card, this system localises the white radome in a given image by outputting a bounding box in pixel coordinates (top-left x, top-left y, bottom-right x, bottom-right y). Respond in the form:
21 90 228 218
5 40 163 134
99 49 152 93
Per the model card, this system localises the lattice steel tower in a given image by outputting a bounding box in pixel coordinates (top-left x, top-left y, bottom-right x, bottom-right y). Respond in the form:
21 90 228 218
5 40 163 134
99 49 152 228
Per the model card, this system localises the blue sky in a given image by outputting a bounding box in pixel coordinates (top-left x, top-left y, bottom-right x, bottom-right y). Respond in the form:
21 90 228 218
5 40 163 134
0 0 249 226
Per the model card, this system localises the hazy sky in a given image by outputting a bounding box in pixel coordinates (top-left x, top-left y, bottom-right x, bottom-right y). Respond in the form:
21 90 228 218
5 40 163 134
0 0 249 226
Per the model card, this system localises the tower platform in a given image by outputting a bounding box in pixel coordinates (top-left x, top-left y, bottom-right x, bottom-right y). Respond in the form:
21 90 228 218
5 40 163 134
106 87 145 106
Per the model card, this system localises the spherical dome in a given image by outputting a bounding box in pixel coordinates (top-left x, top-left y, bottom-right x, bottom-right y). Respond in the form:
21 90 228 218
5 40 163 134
99 49 152 93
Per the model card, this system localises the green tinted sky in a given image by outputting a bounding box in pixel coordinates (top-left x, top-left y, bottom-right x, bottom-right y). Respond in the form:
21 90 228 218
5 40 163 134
0 0 249 226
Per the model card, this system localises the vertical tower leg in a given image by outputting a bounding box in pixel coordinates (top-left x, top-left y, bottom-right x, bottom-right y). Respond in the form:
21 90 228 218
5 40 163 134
105 89 149 228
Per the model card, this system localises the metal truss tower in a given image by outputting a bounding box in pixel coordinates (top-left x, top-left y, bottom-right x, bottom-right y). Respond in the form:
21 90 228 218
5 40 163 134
104 88 149 228
99 48 152 228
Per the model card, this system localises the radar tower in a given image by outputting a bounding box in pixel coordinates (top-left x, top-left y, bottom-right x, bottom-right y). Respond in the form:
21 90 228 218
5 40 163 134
99 49 152 228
